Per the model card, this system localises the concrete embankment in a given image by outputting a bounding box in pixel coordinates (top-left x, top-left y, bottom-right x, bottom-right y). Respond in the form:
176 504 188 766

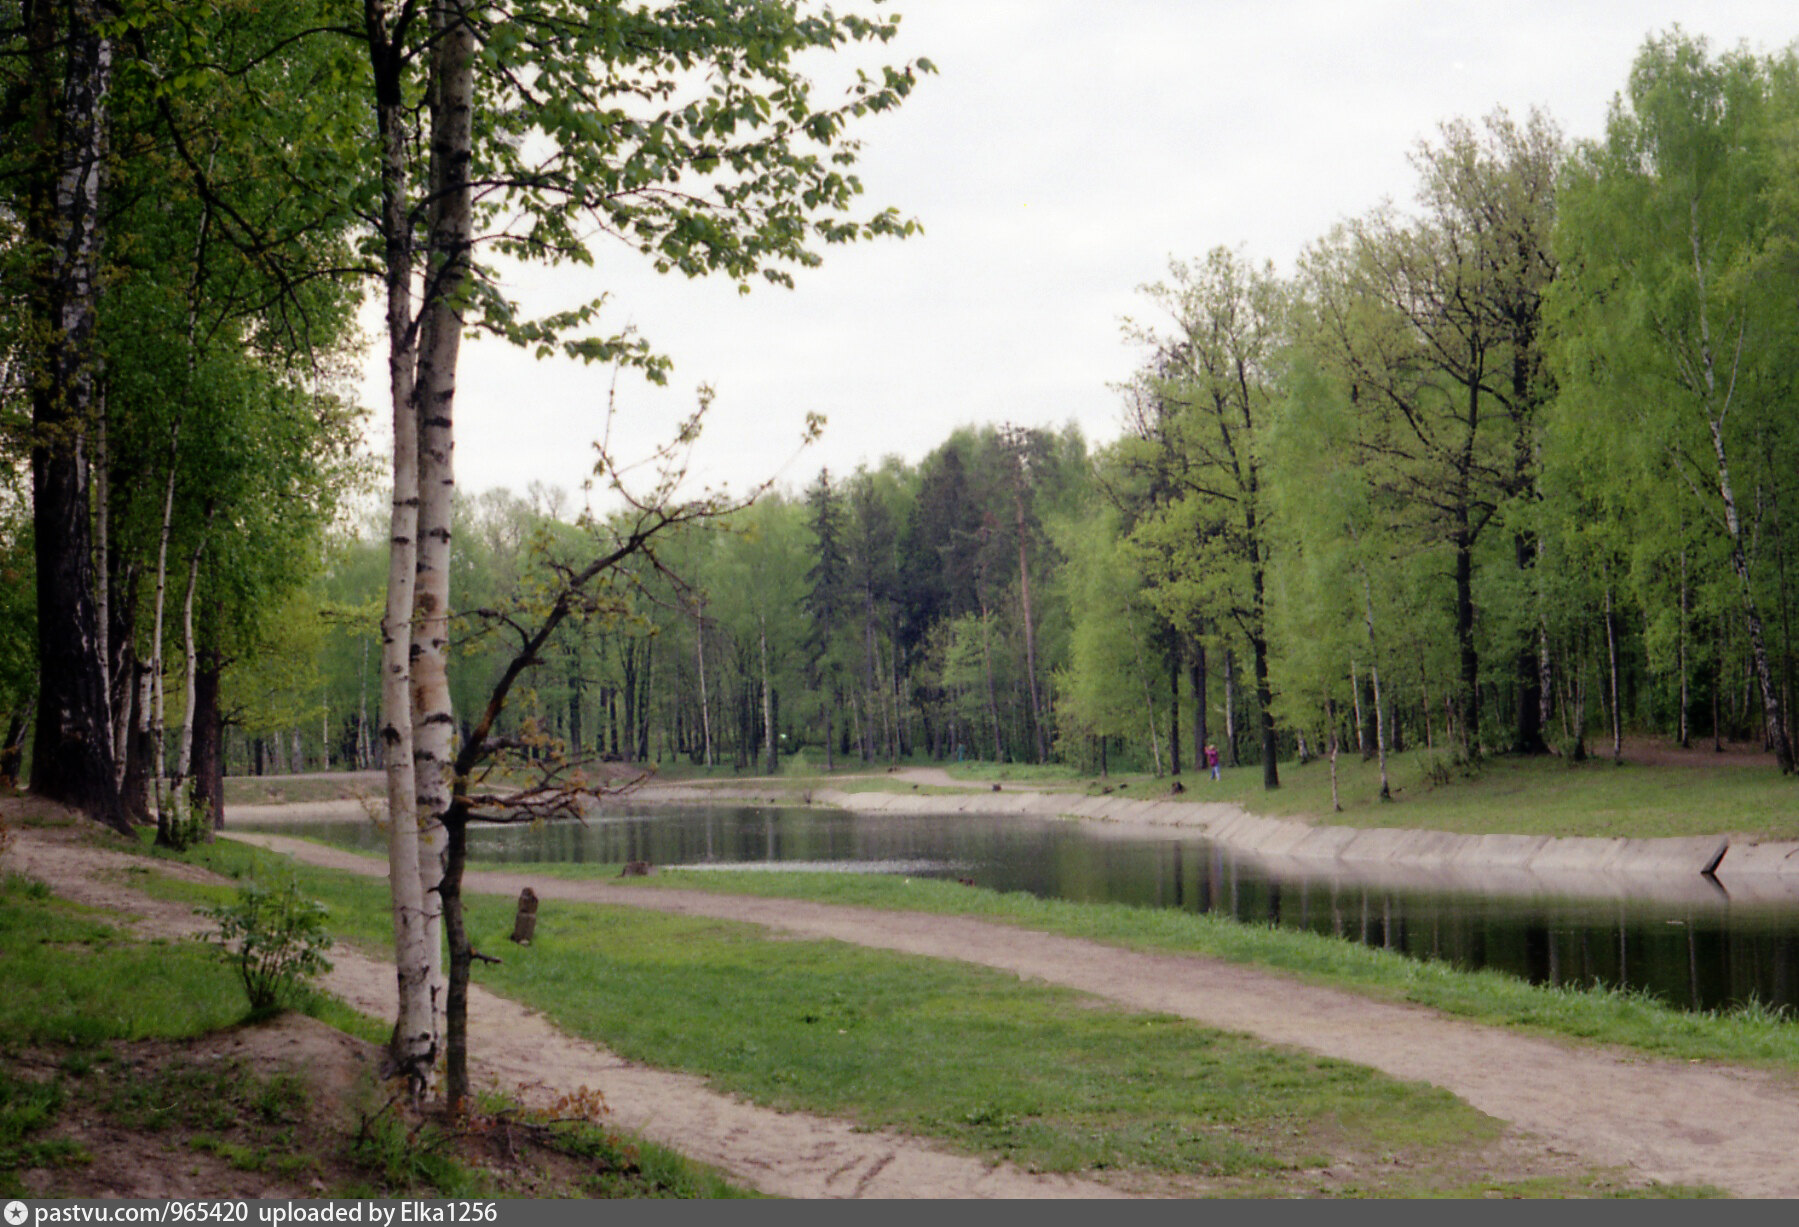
634 781 1799 905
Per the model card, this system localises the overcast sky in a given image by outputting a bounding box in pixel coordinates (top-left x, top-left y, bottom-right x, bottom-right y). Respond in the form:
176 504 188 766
356 2 1799 510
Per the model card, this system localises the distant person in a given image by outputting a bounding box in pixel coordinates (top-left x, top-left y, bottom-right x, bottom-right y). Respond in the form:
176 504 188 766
1205 742 1220 781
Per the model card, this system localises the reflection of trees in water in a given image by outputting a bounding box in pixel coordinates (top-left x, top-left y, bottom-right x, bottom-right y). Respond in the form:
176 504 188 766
293 810 1799 1014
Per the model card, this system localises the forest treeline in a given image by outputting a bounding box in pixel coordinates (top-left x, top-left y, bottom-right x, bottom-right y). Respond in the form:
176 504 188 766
9 27 1799 821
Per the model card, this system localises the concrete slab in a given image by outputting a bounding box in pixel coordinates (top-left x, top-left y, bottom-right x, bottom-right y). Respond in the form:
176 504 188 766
1715 840 1799 877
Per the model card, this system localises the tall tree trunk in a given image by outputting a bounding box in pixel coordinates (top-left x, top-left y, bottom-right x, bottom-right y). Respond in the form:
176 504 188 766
411 0 476 1062
441 810 472 1114
1708 422 1792 771
1537 566 1554 753
1604 580 1622 763
1325 698 1341 812
638 637 653 763
110 571 137 789
1249 631 1279 790
1369 661 1390 801
1168 631 1181 777
1678 546 1690 749
122 665 152 822
759 614 777 775
150 426 180 843
24 0 129 835
861 584 877 763
1012 473 1046 763
1357 569 1390 800
1689 203 1791 771
190 633 223 830
1454 529 1480 760
1513 535 1545 754
1127 614 1162 775
620 645 637 763
1190 636 1207 771
367 0 435 1096
979 604 1003 762
172 530 207 788
94 404 112 762
694 600 714 767
1223 649 1238 768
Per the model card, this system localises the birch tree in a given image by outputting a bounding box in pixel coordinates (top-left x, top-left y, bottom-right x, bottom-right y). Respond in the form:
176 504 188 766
1125 249 1286 790
350 0 929 1098
1549 31 1799 772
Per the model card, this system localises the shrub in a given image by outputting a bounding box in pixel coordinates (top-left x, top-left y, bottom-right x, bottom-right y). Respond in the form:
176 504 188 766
200 880 334 1013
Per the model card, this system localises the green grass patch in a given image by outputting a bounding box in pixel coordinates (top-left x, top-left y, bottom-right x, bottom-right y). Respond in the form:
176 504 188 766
0 875 253 1046
132 842 1652 1194
622 867 1799 1070
1159 746 1799 840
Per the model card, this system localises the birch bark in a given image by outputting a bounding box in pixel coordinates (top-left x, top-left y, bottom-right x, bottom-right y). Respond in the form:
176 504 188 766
365 0 435 1092
410 0 476 1044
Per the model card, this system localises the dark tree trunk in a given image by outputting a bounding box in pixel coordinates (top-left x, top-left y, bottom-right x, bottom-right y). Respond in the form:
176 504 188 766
567 674 582 759
1168 632 1182 777
0 697 34 788
1190 637 1207 771
121 667 153 824
1251 632 1280 790
1513 532 1545 755
1455 532 1480 759
190 642 224 829
441 809 472 1113
24 0 128 835
620 647 637 763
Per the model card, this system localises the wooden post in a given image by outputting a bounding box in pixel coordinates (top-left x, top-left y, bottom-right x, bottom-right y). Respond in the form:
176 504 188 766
508 887 538 945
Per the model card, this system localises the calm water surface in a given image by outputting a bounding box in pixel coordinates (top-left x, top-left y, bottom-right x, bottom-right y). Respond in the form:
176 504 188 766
248 804 1799 1015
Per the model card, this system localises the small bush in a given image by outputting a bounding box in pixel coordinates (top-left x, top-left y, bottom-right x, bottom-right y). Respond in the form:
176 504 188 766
161 806 212 852
200 880 334 1013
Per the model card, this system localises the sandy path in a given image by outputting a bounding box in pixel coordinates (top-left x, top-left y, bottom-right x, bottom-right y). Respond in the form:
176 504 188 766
7 826 1114 1200
228 829 1799 1198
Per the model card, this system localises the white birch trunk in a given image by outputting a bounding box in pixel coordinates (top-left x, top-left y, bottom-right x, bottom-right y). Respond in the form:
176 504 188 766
149 424 179 825
173 535 204 782
759 614 776 775
1358 571 1391 801
95 406 113 768
368 0 434 1091
1326 699 1341 813
694 600 714 767
409 0 476 1038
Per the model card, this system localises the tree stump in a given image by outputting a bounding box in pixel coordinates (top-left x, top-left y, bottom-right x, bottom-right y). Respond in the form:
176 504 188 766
508 887 538 945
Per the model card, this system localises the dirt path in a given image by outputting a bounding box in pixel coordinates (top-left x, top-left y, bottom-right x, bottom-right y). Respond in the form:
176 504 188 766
7 824 1115 1200
226 828 1799 1198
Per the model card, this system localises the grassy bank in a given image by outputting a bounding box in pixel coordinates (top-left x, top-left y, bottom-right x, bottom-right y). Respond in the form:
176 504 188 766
0 856 749 1200
136 840 1705 1195
633 743 1799 841
221 735 1799 841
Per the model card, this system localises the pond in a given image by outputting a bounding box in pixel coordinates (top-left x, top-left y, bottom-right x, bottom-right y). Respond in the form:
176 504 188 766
241 803 1799 1015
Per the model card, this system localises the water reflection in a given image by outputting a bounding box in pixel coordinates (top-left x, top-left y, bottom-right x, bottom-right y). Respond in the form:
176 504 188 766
240 804 1799 1015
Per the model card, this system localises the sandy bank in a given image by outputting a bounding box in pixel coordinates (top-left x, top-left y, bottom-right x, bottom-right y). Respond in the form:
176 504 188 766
625 775 1799 905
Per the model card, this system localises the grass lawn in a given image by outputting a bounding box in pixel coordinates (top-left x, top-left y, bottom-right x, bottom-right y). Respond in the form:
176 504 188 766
138 838 1701 1196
